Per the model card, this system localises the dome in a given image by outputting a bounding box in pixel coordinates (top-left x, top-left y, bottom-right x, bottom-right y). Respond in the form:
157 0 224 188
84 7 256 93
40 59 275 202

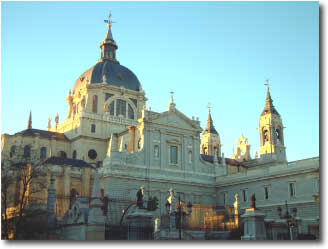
73 60 141 92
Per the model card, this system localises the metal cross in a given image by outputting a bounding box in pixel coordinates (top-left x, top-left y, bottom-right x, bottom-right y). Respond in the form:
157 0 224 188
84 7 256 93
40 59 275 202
170 91 175 104
170 91 174 98
264 78 270 87
104 12 116 25
207 102 211 112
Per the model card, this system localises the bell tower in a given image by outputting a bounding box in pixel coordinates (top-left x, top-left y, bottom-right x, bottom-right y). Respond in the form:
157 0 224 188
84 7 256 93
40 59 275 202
201 106 221 157
259 85 286 161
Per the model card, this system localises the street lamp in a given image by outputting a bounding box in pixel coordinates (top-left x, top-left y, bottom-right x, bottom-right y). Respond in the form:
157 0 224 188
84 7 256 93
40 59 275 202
277 201 298 240
166 192 192 240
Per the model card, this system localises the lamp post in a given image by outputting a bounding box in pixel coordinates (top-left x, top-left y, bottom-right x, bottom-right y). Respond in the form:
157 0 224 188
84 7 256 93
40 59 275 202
277 201 297 240
166 191 192 240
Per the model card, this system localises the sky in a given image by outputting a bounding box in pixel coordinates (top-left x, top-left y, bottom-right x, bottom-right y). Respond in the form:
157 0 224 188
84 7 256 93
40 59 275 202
1 1 319 162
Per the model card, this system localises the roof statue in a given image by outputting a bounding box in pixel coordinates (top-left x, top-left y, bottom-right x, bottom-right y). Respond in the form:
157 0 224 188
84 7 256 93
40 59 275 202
27 111 32 129
250 193 256 209
136 185 145 209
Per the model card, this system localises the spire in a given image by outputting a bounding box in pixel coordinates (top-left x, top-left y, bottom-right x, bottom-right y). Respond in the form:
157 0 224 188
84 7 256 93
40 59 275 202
261 85 280 116
91 168 101 199
100 12 118 63
204 105 218 134
88 167 105 225
27 111 32 129
168 90 176 110
47 175 56 228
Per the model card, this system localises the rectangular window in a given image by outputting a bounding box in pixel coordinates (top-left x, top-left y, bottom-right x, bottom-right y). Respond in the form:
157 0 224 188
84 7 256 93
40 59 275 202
264 186 269 200
170 146 178 164
222 192 227 206
314 178 319 193
91 124 96 133
289 182 296 197
242 189 247 202
116 99 126 117
92 95 98 113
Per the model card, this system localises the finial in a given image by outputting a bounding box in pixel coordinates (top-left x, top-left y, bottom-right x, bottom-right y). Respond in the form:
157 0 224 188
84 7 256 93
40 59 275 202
55 113 59 124
48 117 52 130
265 78 270 92
170 90 174 104
104 12 116 28
207 102 211 113
27 111 32 129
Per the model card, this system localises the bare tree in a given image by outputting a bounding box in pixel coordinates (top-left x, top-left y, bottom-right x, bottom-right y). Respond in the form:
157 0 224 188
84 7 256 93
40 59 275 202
1 146 48 239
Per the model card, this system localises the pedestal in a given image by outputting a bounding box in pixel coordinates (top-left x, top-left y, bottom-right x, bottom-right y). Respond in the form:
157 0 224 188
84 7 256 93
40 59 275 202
241 208 266 240
126 208 153 240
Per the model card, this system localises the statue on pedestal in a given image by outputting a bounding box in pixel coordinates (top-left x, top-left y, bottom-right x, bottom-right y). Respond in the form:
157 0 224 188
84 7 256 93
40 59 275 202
136 185 144 209
250 193 256 209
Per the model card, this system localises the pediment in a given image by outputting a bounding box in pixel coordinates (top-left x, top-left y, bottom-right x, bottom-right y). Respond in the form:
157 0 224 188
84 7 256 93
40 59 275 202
148 109 201 132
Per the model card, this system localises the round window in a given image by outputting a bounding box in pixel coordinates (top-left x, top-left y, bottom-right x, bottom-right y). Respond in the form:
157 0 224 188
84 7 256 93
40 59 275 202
88 149 97 160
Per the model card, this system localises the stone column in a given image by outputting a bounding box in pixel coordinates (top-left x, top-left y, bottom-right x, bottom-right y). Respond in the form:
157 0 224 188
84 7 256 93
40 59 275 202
241 208 266 240
127 126 136 152
47 175 56 228
87 169 105 240
81 167 91 197
63 166 71 212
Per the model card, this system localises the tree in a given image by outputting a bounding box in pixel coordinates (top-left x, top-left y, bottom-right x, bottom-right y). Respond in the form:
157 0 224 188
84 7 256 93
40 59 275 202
1 146 48 239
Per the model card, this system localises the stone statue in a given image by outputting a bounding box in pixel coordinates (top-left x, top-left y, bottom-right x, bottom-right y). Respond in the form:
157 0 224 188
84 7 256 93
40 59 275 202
250 193 256 209
66 91 73 119
55 113 59 130
55 113 59 124
154 145 159 158
47 118 52 130
234 193 239 204
167 187 177 214
136 185 144 208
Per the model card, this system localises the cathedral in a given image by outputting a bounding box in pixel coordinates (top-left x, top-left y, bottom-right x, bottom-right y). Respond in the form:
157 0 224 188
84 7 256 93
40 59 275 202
1 14 319 240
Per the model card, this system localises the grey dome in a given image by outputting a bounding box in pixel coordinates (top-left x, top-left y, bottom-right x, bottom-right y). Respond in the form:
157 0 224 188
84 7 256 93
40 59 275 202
74 60 141 92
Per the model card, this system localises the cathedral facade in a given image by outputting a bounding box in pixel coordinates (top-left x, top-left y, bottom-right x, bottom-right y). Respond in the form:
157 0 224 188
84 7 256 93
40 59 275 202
1 16 319 240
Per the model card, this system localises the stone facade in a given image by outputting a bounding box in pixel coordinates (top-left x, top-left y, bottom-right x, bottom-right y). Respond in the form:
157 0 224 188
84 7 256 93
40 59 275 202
1 15 319 240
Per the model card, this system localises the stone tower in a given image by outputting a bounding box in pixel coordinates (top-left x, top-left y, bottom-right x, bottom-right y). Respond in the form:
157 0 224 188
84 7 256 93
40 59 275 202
201 109 221 156
259 86 286 161
231 135 251 162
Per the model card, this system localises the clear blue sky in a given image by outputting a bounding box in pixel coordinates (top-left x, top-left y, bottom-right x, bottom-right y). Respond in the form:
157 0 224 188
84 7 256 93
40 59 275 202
1 1 319 161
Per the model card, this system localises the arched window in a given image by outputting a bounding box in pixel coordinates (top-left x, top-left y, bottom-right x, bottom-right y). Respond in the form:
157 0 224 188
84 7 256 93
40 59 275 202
10 145 16 158
72 150 77 159
116 99 126 117
56 151 67 158
263 129 269 144
24 145 31 158
109 101 115 115
92 95 98 113
91 124 96 133
128 104 134 119
275 128 281 143
40 147 47 160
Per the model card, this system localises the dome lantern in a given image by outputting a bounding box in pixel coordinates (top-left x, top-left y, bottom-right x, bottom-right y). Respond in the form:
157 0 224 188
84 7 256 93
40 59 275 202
100 12 119 63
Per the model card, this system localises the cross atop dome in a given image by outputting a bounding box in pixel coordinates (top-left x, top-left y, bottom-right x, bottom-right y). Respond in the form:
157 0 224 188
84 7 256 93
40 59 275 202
207 102 211 113
104 12 116 27
100 12 118 62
